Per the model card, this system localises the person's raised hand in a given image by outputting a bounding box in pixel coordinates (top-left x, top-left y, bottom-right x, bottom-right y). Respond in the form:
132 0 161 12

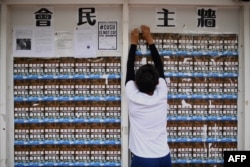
131 28 139 45
141 25 154 45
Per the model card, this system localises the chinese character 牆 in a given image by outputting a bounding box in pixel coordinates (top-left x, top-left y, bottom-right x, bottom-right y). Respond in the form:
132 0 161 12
78 8 96 26
197 8 216 28
157 8 175 27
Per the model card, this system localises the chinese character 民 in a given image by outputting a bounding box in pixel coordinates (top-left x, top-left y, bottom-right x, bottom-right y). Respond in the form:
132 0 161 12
197 8 216 28
157 8 175 27
78 8 96 26
35 8 53 27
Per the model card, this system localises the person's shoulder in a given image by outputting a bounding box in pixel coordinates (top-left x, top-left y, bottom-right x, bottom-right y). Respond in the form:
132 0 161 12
159 78 167 84
125 80 140 98
125 80 136 90
125 80 135 86
158 78 168 91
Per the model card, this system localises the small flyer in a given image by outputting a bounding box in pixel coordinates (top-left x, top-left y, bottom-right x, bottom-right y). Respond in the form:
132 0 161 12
74 27 97 58
13 26 34 57
98 21 117 50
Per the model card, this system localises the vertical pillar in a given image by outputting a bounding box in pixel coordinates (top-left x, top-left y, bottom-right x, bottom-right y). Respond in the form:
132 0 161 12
121 0 129 166
0 2 7 167
242 5 250 150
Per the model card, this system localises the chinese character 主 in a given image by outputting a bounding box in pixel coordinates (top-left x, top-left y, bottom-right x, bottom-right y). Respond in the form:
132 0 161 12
157 8 175 27
197 8 216 28
78 8 96 26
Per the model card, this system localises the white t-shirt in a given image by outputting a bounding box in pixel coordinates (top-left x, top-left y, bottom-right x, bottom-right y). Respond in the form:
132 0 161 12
125 78 170 158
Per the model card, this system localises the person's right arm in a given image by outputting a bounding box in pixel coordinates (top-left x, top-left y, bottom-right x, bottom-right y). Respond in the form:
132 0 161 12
125 28 139 85
125 44 136 84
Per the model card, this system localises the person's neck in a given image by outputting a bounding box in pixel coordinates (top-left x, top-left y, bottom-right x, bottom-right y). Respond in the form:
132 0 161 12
147 91 154 96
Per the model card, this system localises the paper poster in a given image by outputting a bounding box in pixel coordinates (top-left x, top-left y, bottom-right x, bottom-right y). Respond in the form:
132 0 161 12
34 27 55 57
13 26 34 57
74 27 97 58
55 31 74 57
13 26 55 57
98 21 117 50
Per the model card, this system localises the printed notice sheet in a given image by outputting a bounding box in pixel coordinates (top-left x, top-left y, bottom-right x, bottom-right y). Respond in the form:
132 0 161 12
13 26 34 57
13 26 55 57
74 27 97 58
34 27 55 57
98 21 117 50
55 31 73 57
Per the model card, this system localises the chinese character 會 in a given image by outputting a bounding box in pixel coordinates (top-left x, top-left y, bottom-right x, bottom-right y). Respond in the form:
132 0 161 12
35 8 53 27
157 8 175 27
197 8 216 28
78 8 96 26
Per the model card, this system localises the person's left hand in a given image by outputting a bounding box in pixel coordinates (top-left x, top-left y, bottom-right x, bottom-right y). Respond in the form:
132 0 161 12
141 25 154 45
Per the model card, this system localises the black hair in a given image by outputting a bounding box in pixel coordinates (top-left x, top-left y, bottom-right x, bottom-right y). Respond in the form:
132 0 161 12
135 64 159 94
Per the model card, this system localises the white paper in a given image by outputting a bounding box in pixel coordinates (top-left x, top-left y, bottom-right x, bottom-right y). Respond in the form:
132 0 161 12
34 27 55 57
98 21 117 50
13 26 34 57
55 31 73 57
74 28 97 58
13 26 55 57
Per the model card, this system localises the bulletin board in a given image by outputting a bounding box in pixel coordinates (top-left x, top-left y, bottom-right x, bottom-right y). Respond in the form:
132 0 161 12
135 33 238 166
12 5 123 167
130 5 239 167
10 3 240 167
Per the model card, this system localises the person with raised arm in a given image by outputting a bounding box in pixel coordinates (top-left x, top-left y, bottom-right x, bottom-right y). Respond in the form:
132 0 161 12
125 25 172 167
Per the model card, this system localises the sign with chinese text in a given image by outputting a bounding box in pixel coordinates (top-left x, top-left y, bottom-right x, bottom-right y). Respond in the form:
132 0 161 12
34 8 53 27
156 7 176 27
78 7 97 26
197 8 217 28
98 21 117 50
